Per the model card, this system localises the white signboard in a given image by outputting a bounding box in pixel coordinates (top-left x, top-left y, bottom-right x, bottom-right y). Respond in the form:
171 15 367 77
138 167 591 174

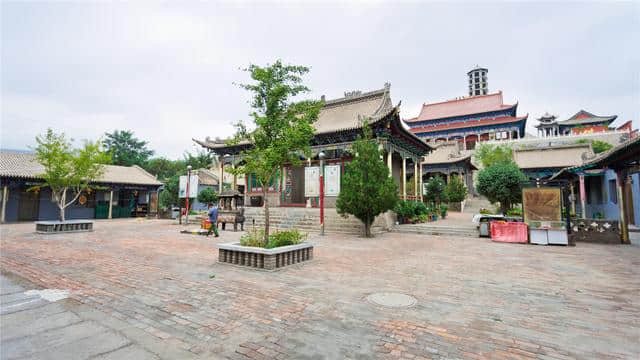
179 175 199 198
304 167 319 197
324 165 341 196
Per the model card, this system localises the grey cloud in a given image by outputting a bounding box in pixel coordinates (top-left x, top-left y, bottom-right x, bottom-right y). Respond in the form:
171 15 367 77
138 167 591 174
2 1 638 158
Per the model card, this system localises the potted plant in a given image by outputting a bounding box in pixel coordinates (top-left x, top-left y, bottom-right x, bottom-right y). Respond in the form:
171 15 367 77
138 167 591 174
440 204 448 219
429 207 438 221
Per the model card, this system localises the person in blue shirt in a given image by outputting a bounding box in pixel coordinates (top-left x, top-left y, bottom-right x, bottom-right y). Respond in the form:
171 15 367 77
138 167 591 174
206 203 219 237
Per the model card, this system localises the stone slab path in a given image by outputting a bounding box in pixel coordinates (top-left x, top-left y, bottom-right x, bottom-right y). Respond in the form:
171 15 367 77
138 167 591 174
1 219 639 359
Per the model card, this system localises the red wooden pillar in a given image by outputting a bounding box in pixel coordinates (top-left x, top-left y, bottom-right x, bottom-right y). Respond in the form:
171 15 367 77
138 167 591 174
579 174 586 219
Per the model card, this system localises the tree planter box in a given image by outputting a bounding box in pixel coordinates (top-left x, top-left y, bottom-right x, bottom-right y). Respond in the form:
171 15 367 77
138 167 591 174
216 242 313 271
35 220 93 234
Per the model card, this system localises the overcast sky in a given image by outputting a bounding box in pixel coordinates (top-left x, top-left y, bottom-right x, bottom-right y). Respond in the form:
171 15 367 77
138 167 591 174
2 1 639 159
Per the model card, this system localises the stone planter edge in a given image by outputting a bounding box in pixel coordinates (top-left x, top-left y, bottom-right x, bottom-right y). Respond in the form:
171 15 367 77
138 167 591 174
216 242 313 254
216 242 314 270
35 220 94 234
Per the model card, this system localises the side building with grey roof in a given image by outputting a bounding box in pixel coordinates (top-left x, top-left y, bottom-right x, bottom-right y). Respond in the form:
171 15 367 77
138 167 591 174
0 150 163 222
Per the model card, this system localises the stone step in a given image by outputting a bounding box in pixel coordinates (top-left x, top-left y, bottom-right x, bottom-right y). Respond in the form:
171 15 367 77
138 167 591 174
242 207 393 235
392 225 478 237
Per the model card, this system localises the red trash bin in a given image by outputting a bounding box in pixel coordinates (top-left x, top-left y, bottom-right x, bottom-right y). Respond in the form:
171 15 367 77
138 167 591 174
490 221 528 243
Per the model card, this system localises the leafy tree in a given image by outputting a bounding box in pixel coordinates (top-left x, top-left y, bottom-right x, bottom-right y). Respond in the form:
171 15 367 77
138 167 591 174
445 175 467 203
337 124 398 237
591 140 613 154
183 149 214 170
474 144 513 168
424 175 448 205
576 139 613 154
144 157 185 181
33 129 110 222
229 60 323 244
476 162 527 214
104 130 154 167
197 187 218 205
159 175 180 209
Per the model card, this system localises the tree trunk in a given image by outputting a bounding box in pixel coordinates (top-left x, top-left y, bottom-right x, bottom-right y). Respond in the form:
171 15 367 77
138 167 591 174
364 214 372 238
263 188 269 246
500 201 509 215
59 189 66 222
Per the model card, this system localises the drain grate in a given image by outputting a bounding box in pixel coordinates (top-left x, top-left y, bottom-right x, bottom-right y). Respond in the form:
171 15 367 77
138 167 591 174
366 292 417 308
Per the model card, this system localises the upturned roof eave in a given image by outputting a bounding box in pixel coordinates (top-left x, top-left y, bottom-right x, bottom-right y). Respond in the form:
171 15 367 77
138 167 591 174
410 115 528 134
194 105 431 155
550 136 640 180
557 115 617 126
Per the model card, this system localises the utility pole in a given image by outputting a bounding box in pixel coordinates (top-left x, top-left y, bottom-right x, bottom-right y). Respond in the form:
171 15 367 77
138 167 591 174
185 165 192 225
319 151 326 236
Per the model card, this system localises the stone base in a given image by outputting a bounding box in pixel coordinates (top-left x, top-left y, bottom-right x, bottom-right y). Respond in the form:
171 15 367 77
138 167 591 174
569 218 621 244
35 220 94 234
217 242 313 271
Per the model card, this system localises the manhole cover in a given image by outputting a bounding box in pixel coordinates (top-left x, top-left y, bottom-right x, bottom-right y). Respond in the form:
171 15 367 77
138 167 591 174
366 292 417 308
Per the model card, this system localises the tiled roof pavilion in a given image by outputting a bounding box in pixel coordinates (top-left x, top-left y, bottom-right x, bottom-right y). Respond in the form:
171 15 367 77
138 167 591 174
404 91 528 139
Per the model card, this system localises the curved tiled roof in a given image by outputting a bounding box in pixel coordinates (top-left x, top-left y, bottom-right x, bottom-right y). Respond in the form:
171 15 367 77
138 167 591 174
513 143 594 170
421 142 475 166
314 84 393 134
192 168 219 185
557 110 617 126
194 83 430 155
551 135 640 180
0 151 162 186
406 92 516 122
409 115 528 134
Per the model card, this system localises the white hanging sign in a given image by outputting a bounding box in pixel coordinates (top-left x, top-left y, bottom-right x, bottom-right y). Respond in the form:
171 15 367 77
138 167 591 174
304 166 319 197
324 165 341 196
179 175 199 198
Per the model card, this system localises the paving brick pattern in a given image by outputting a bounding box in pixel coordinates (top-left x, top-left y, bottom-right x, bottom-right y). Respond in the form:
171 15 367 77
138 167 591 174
1 219 639 359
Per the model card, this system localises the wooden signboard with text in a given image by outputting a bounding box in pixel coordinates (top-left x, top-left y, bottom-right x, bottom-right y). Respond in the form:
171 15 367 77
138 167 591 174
522 187 562 224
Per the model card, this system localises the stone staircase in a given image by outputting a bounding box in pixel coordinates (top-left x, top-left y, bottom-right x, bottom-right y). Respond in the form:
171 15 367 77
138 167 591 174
463 196 493 214
392 223 478 238
243 207 394 235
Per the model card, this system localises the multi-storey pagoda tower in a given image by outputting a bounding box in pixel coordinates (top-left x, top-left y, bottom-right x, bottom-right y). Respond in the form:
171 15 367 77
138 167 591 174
404 67 528 150
468 66 488 97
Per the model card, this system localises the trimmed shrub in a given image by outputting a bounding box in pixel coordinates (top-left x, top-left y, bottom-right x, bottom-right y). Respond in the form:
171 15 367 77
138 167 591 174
240 228 306 249
267 229 306 249
446 176 467 203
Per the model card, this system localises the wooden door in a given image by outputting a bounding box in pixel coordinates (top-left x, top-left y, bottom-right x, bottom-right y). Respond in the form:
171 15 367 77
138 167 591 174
149 191 158 214
18 189 40 221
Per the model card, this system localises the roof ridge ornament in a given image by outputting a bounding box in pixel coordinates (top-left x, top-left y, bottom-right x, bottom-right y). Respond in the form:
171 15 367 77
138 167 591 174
344 90 362 98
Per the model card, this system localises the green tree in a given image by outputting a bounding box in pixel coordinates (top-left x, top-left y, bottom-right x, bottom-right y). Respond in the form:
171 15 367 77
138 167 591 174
159 175 180 209
476 162 527 214
474 143 513 168
336 124 398 237
144 157 185 181
183 149 214 170
34 129 110 222
424 175 448 205
445 175 467 203
229 60 323 244
197 187 218 205
104 130 154 167
576 139 613 154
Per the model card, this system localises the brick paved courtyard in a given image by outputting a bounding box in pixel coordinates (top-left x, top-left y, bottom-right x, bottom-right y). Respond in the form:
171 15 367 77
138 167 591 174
1 219 639 359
